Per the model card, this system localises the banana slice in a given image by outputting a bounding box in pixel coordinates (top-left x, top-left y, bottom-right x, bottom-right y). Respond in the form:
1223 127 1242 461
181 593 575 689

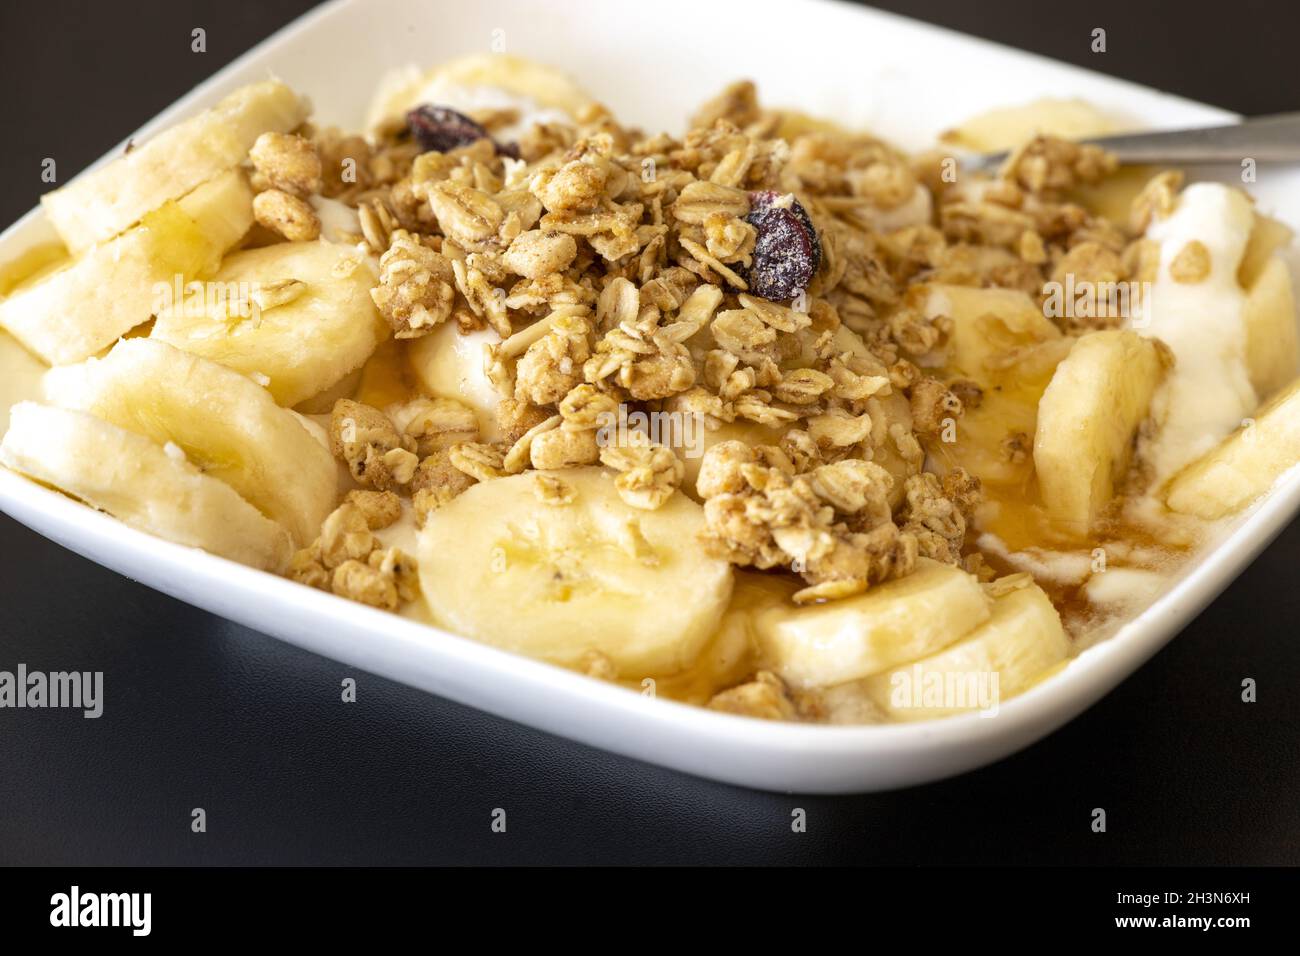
408 321 505 440
859 582 1068 721
1165 377 1300 519
294 367 363 415
0 402 291 570
942 98 1121 152
754 559 993 690
1034 330 1169 536
1 169 254 365
367 54 594 132
1070 166 1160 226
151 240 388 407
42 80 308 255
921 283 1069 488
1238 213 1294 289
0 330 48 433
44 339 336 546
923 284 1062 383
417 467 734 677
1242 255 1298 401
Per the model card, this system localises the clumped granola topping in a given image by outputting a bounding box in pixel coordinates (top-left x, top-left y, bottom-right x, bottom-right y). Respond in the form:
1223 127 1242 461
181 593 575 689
389 396 480 455
370 230 456 337
707 670 798 720
1130 170 1183 233
1169 239 1210 284
899 469 979 564
332 559 399 610
279 79 1147 618
599 436 685 510
411 450 475 524
345 489 403 530
695 439 929 601
329 399 418 491
253 188 320 241
999 135 1118 196
288 500 421 613
249 131 323 197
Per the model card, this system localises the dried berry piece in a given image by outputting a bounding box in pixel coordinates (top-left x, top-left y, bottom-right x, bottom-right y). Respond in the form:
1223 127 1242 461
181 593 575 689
741 191 822 301
406 105 491 153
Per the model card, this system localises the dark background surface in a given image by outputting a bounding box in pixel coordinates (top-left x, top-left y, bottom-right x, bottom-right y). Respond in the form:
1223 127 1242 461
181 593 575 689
0 0 1297 865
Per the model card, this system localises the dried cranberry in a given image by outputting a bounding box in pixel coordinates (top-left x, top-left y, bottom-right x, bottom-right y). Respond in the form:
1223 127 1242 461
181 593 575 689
740 191 822 301
406 105 491 153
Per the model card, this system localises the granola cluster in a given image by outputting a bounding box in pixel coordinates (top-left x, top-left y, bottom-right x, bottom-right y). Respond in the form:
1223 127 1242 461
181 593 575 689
696 440 919 603
249 131 323 241
287 492 419 611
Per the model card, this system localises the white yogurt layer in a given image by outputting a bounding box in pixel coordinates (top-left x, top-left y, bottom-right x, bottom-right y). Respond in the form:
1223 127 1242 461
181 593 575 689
309 195 361 243
373 502 437 625
1131 183 1257 485
976 532 1093 586
1082 566 1165 611
369 70 572 143
980 184 1260 619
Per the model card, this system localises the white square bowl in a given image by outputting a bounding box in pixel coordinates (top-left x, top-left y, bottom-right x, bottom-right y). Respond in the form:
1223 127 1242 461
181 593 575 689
2 0 1297 792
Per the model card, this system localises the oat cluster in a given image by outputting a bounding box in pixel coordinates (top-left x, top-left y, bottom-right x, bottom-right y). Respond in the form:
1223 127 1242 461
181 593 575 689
288 491 419 611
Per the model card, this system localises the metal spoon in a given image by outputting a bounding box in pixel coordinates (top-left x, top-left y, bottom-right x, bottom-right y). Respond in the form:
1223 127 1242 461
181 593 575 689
966 111 1300 172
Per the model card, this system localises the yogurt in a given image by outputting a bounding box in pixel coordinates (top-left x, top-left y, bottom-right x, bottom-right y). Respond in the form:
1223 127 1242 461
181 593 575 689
1131 183 1257 484
369 70 572 143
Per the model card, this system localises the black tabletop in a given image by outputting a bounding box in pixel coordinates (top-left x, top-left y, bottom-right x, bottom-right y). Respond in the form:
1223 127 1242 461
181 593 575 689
1 0 1297 866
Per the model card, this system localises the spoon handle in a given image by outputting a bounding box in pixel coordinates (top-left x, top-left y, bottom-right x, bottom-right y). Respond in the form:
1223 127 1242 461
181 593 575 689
971 111 1300 169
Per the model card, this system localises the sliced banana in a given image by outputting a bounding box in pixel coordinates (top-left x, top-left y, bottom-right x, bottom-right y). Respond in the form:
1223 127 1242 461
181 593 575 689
1237 213 1294 289
1242 255 1298 401
942 98 1121 152
1070 166 1161 226
408 321 504 440
42 80 308 255
754 559 993 690
1034 330 1168 536
150 240 388 407
0 330 48 434
0 402 291 570
1 169 254 365
1165 377 1300 520
860 582 1068 721
44 339 336 546
294 366 363 415
922 283 1070 489
923 284 1062 382
417 467 734 677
